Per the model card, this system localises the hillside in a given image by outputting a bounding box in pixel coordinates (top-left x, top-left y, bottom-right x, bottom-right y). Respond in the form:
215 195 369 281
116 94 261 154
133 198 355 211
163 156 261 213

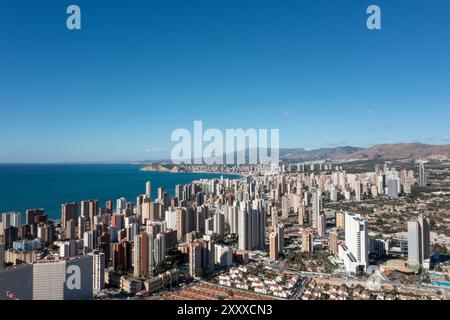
340 143 450 161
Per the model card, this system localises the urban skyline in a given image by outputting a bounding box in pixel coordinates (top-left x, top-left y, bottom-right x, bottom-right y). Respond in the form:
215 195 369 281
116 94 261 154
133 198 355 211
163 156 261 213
1 160 449 301
0 0 449 306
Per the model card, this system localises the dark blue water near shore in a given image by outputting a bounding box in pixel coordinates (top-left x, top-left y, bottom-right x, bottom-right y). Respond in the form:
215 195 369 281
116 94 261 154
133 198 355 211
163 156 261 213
0 164 239 221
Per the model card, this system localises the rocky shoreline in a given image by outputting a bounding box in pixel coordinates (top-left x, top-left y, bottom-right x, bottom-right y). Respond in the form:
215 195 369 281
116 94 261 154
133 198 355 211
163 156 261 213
139 164 245 178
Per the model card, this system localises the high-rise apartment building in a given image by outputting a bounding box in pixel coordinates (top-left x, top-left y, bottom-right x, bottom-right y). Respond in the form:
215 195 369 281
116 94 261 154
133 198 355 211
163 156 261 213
37 223 54 245
59 240 78 258
276 224 285 255
355 182 362 202
154 233 165 267
105 200 113 214
214 244 232 267
213 211 225 238
418 163 427 187
146 181 152 200
298 203 305 226
336 211 345 230
269 232 278 261
1 212 21 230
92 250 105 292
189 240 215 277
318 213 326 237
61 203 78 229
281 196 289 219
113 240 132 272
330 186 338 202
134 232 154 278
408 215 431 267
328 228 339 255
176 207 193 242
338 212 368 273
65 219 76 240
81 200 98 228
78 216 86 240
301 228 313 253
25 209 45 225
387 179 400 198
83 230 97 253
228 206 239 235
116 198 127 214
238 201 266 251
311 188 322 229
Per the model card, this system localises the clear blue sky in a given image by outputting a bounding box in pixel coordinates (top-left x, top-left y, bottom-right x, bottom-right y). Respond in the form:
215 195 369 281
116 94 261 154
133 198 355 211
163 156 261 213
1 0 449 162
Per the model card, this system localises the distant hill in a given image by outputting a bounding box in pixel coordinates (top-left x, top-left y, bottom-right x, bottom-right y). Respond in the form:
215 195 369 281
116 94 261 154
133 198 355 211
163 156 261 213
339 143 450 161
139 163 188 172
131 143 450 164
280 143 450 162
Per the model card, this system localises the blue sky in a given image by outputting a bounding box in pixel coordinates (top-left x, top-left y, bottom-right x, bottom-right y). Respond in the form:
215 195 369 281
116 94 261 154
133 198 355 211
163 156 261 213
0 0 449 162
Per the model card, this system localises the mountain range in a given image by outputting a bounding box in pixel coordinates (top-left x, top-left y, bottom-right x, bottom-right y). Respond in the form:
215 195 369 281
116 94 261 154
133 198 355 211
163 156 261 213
280 143 450 162
132 143 450 164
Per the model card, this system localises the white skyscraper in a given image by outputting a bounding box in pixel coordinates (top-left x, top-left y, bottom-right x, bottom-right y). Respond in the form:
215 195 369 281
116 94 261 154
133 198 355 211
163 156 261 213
116 198 127 213
311 188 322 229
228 205 239 235
238 201 266 251
317 213 326 237
354 182 362 202
387 178 400 198
338 212 369 273
214 244 232 267
145 181 152 199
164 210 177 230
60 240 78 258
91 250 105 292
126 223 139 242
1 212 21 230
276 224 285 254
154 233 165 267
83 230 97 253
377 175 384 195
213 211 225 237
419 163 427 187
408 215 430 267
330 186 338 202
238 207 247 250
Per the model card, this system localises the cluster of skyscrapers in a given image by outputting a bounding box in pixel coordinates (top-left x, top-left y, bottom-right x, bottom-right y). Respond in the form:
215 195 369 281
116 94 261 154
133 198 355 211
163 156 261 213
0 161 433 299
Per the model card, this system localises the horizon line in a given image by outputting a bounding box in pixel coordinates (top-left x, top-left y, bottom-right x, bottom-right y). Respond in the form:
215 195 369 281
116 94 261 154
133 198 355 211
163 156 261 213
0 141 449 165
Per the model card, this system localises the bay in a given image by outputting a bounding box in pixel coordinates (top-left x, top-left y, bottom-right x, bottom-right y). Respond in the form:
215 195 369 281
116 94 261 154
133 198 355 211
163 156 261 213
0 164 240 221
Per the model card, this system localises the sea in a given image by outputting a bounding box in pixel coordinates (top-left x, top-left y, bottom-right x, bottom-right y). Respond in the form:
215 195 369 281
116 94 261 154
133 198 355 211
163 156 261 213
0 164 240 221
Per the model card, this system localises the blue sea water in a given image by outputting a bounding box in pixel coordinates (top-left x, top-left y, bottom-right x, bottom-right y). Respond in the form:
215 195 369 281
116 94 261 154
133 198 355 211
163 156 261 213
0 164 240 221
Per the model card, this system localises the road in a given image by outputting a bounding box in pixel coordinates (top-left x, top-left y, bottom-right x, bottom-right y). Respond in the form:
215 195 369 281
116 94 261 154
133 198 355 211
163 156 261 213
268 261 450 299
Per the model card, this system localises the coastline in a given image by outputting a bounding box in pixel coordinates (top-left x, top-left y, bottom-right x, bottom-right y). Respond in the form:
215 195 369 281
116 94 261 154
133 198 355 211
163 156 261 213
139 165 246 179
0 164 243 222
140 169 246 179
